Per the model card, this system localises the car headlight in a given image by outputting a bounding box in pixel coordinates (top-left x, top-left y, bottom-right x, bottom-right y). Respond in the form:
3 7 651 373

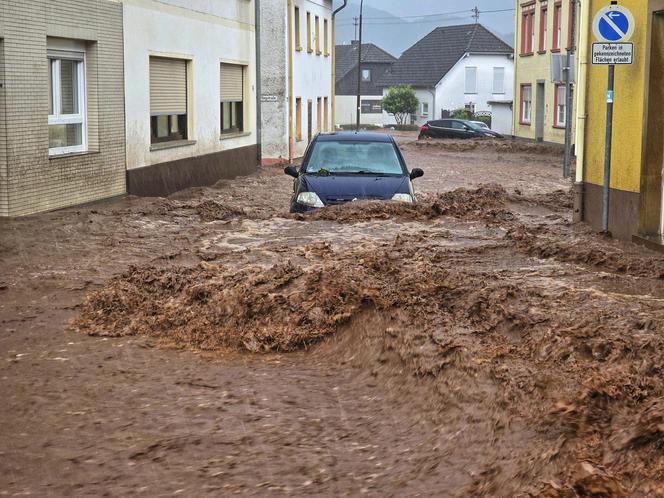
392 193 414 203
296 192 325 208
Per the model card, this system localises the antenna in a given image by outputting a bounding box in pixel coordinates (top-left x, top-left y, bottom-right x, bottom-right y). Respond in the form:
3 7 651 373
353 16 359 40
472 6 480 23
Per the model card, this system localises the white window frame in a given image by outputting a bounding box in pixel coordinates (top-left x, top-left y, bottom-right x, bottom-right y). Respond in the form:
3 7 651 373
361 68 371 82
556 85 566 127
493 67 505 94
421 102 429 117
48 49 87 156
465 66 478 94
521 86 532 124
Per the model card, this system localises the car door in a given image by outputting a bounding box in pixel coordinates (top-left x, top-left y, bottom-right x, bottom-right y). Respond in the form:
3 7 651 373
451 120 473 139
427 120 447 138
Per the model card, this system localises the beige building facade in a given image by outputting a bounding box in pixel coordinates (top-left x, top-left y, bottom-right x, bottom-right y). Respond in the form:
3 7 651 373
0 1 126 217
513 0 578 144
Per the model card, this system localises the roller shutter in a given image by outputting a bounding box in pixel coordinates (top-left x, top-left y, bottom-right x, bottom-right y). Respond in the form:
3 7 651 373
150 57 187 115
220 63 243 102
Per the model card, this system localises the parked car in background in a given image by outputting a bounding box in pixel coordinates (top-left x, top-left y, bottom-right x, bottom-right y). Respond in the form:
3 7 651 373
284 132 424 213
419 119 503 140
471 120 490 130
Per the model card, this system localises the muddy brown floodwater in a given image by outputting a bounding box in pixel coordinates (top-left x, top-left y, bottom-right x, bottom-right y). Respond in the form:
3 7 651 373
1 135 663 497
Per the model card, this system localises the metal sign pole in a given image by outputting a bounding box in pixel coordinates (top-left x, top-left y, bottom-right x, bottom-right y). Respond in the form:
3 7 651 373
602 64 615 233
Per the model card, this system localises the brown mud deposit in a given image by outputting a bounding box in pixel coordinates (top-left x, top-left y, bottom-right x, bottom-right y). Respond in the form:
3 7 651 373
409 137 566 155
3 132 663 496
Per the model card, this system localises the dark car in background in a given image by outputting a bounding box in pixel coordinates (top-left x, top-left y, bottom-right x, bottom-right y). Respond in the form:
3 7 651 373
419 119 503 140
284 132 424 213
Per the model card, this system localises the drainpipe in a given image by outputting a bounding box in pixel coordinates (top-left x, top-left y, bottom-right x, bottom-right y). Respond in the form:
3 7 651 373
332 0 349 129
287 0 294 162
573 0 591 222
255 0 262 166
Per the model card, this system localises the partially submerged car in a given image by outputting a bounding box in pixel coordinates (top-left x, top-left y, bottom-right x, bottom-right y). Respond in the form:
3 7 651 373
419 119 503 140
284 132 424 213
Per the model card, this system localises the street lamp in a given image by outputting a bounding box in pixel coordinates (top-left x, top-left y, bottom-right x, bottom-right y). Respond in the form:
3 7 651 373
355 0 364 132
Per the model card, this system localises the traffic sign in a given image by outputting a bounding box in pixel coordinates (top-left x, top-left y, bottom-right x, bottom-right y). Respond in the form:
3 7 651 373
592 43 633 65
593 5 635 43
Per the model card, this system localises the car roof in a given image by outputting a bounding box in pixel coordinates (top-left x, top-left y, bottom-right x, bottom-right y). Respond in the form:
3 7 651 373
316 132 393 143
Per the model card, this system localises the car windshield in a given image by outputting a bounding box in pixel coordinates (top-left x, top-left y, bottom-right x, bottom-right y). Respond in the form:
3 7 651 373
306 141 404 175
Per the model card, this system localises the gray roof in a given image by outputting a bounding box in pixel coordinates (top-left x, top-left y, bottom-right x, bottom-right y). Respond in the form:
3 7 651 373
335 42 397 81
377 24 513 88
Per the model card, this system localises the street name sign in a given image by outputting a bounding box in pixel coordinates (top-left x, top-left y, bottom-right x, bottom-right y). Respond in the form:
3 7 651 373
593 5 635 43
592 43 633 65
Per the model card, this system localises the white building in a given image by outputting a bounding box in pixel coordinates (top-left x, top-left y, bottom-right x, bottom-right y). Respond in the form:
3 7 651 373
259 0 336 164
378 24 514 130
122 0 258 196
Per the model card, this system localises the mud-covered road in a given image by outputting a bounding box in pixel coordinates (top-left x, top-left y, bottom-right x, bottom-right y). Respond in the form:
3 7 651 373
1 134 663 497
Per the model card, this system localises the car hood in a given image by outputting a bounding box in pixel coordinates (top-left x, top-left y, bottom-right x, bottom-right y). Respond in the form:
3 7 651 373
303 174 409 204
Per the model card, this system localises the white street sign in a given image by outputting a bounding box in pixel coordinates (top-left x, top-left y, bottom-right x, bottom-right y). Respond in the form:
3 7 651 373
593 5 635 43
592 43 633 65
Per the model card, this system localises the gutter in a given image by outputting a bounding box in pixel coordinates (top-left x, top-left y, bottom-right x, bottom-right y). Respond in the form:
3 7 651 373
288 0 294 161
573 0 591 222
331 0 348 128
255 0 262 165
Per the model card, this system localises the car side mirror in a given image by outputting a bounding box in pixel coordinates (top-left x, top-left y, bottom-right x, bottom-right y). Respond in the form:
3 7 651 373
410 168 424 180
284 165 299 178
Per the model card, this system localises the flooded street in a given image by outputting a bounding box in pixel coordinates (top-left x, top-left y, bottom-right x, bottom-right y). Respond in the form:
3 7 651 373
1 134 663 497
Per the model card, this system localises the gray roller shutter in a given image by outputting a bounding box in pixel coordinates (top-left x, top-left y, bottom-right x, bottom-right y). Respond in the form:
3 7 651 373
150 57 187 115
220 63 243 102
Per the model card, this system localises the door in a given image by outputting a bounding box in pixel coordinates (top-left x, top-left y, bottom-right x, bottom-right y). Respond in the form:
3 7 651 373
428 120 447 138
451 120 472 139
307 100 313 143
535 81 545 142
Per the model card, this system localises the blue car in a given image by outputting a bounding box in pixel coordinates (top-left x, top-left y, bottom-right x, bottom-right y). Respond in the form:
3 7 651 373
284 132 424 213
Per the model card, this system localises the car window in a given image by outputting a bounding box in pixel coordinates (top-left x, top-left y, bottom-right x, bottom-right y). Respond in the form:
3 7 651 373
305 141 404 175
430 120 445 127
451 121 467 130
439 120 452 127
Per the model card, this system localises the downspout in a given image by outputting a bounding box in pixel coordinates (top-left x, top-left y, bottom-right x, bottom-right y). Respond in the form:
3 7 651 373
255 0 262 166
573 0 591 221
331 0 348 129
288 0 294 162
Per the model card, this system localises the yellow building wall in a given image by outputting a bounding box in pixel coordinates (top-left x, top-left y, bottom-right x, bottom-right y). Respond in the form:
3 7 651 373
513 0 577 144
583 0 648 193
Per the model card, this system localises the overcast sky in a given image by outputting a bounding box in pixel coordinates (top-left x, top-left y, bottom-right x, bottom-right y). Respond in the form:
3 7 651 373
335 0 516 56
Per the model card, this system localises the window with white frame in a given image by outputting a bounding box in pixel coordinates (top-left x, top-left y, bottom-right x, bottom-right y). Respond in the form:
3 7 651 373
361 68 371 82
493 67 505 94
521 84 532 124
422 102 429 117
48 46 86 154
555 84 566 127
465 66 477 94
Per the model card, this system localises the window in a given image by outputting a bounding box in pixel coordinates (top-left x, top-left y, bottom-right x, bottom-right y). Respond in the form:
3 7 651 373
451 121 467 130
521 3 535 55
294 7 301 50
493 67 505 94
295 97 302 141
316 97 322 133
306 12 312 53
539 4 548 52
421 102 429 117
315 16 321 55
555 84 566 127
48 45 86 154
324 19 329 56
520 84 532 124
465 66 477 94
553 2 562 51
361 100 382 114
323 97 329 131
361 68 371 82
220 63 245 135
150 57 188 144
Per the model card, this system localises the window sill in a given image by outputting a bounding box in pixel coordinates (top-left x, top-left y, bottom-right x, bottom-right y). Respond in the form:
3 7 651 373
553 124 566 129
520 52 534 57
295 46 302 52
307 49 313 54
316 51 322 56
49 150 98 160
519 121 532 126
537 50 547 54
150 140 197 152
220 131 251 140
551 48 561 53
324 53 330 57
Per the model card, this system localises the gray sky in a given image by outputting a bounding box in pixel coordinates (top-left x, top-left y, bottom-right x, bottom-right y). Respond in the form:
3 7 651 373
335 0 516 57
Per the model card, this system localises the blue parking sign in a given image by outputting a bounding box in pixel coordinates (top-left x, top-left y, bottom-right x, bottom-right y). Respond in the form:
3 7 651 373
593 6 635 43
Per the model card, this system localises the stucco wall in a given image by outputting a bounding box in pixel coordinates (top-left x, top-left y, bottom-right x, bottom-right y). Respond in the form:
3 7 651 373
0 0 125 217
123 0 257 171
513 0 576 144
291 0 333 158
259 0 289 162
435 54 514 117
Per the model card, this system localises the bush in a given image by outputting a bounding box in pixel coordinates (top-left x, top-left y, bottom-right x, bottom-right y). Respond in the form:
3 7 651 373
384 124 420 131
450 108 474 120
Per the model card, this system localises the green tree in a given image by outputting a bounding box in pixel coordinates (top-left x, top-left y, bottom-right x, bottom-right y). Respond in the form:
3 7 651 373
381 85 419 125
450 108 473 120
